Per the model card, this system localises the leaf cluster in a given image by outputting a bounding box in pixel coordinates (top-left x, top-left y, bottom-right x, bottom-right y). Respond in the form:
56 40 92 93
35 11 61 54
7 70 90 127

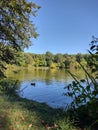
0 0 40 50
0 0 40 77
65 36 98 114
0 79 19 96
64 37 98 128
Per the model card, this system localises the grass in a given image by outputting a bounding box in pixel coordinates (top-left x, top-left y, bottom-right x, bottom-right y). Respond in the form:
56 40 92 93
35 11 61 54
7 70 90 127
0 91 77 130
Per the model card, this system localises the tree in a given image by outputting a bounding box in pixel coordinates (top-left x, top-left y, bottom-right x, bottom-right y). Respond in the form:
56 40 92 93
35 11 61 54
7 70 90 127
54 53 64 68
45 51 54 67
76 53 83 63
0 0 40 77
64 59 71 69
0 0 40 49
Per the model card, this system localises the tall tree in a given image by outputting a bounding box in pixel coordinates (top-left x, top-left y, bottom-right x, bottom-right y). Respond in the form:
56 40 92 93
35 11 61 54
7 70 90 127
0 0 40 77
45 51 54 67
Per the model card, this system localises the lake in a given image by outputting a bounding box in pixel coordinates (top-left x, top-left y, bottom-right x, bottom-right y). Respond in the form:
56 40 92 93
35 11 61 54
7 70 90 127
5 68 85 108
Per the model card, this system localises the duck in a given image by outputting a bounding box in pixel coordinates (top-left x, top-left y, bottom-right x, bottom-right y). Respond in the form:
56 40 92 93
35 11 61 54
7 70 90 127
31 83 36 86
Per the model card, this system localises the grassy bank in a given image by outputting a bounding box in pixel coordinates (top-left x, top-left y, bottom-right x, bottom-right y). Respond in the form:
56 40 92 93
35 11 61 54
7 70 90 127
0 79 97 130
0 91 77 130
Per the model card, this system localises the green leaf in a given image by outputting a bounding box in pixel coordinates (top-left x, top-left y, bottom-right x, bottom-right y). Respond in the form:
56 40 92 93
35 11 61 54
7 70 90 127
90 45 95 50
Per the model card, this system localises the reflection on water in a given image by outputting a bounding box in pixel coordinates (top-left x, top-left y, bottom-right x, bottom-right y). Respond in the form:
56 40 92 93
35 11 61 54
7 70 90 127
19 80 72 108
5 68 85 108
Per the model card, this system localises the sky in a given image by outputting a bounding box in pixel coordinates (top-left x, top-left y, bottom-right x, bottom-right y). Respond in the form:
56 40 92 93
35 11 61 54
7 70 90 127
25 0 98 54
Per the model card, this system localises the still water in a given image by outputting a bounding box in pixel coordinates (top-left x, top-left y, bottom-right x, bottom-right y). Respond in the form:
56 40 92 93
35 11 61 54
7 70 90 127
5 68 84 108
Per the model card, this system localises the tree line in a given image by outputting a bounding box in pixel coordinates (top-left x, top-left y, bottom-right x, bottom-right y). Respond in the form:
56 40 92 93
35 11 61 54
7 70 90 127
12 51 91 70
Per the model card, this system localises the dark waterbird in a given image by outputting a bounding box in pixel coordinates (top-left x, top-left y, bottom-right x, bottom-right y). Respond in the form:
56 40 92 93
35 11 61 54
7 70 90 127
31 83 36 86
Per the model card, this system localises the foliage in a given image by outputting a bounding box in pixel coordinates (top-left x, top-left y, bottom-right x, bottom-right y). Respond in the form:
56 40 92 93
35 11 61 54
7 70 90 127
45 51 54 67
0 0 40 50
76 53 83 63
0 44 15 77
0 0 40 77
0 79 19 96
64 36 98 128
6 52 90 70
64 58 71 69
57 117 77 130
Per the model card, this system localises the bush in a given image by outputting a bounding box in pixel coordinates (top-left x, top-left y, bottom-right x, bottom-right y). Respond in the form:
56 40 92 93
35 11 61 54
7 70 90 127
0 79 19 96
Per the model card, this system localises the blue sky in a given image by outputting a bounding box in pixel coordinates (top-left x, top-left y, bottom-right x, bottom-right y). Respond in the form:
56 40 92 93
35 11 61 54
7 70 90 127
25 0 98 54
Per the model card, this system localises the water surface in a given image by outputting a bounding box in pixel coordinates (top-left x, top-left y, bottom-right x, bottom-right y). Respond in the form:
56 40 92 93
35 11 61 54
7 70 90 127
5 68 84 108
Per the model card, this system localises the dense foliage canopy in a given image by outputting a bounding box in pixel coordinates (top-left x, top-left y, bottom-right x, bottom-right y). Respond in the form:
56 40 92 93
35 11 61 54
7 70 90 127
5 51 90 70
0 0 40 49
0 0 40 77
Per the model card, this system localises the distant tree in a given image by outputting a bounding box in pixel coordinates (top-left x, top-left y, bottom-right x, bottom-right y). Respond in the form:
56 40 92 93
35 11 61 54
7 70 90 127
54 53 63 63
64 59 71 69
50 62 57 69
0 0 40 77
23 53 34 66
54 53 64 68
38 55 46 67
45 51 54 67
76 53 83 63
